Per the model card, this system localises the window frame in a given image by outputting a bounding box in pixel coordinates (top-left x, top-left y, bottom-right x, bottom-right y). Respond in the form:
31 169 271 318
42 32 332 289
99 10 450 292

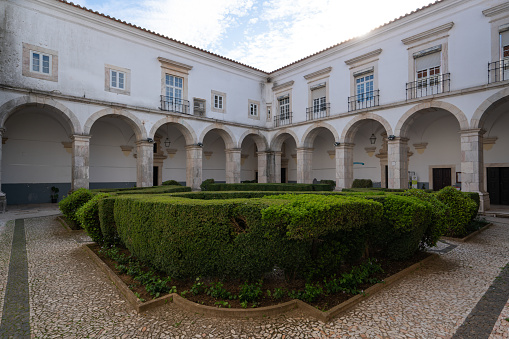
22 43 58 82
105 64 131 95
211 90 226 113
248 99 260 120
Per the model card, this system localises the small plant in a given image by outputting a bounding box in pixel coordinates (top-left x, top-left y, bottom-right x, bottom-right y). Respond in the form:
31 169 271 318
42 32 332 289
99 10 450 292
190 277 205 295
238 280 263 302
180 290 189 298
50 186 59 203
288 283 323 303
214 300 231 308
271 287 286 300
133 292 145 302
240 300 248 308
206 281 233 299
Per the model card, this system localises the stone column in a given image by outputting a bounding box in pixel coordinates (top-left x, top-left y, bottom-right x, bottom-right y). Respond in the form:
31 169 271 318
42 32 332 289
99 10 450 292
461 129 489 211
186 145 202 190
225 148 242 184
256 151 269 183
136 140 153 187
273 151 282 183
388 137 409 189
71 134 90 191
336 143 354 189
297 147 313 184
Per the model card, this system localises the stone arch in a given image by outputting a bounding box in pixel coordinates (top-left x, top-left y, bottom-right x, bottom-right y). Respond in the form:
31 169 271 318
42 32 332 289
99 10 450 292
149 116 196 145
341 113 393 143
199 124 236 149
84 108 146 140
471 87 509 129
238 129 269 151
395 101 469 137
270 128 299 151
301 122 340 148
0 95 81 134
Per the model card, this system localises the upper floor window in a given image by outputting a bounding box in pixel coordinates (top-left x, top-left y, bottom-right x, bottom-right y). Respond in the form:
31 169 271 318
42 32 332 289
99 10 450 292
348 67 379 111
356 73 374 102
110 70 125 89
307 82 329 120
250 103 257 116
279 96 290 117
30 51 51 74
211 90 226 113
22 43 58 82
406 45 450 99
165 74 183 101
105 64 131 95
248 100 260 120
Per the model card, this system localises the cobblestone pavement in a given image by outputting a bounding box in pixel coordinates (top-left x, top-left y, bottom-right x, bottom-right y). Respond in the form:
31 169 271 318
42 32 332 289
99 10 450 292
0 211 508 338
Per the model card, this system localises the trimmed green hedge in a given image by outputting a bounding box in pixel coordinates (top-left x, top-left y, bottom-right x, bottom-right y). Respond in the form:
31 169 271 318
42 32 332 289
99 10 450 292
58 188 94 227
436 186 478 237
352 179 373 188
93 185 191 195
76 193 110 243
202 183 333 192
98 197 118 245
162 180 181 186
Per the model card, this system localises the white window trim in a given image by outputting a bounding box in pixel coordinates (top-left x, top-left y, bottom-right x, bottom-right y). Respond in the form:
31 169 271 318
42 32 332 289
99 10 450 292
22 43 58 82
105 64 131 95
248 99 260 120
211 90 226 113
30 51 52 75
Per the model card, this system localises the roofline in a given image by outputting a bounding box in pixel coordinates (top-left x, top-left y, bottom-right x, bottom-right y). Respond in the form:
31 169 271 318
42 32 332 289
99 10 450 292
54 0 458 75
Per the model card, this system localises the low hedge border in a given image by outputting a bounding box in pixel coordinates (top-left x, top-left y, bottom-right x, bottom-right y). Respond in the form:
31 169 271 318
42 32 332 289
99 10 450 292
441 223 492 243
82 243 437 321
202 183 333 192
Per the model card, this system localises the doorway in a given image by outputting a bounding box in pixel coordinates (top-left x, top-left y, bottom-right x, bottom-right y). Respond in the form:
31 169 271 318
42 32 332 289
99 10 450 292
281 168 287 183
487 167 509 205
153 166 159 186
384 165 388 189
432 168 451 191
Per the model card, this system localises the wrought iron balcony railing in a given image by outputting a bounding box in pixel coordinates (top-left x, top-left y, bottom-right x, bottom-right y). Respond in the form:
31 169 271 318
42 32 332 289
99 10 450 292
348 90 380 112
274 112 292 127
488 60 509 84
160 96 190 114
406 73 450 100
306 103 330 121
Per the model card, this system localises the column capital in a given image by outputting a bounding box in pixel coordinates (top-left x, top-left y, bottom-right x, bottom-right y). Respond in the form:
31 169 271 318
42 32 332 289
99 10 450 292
225 148 242 154
136 140 154 147
459 128 486 137
185 145 203 151
70 134 91 142
388 137 409 144
337 143 355 150
296 147 314 153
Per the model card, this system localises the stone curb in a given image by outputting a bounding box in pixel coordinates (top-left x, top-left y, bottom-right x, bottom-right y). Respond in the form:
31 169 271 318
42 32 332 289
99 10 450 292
441 223 492 243
57 216 83 232
82 244 438 322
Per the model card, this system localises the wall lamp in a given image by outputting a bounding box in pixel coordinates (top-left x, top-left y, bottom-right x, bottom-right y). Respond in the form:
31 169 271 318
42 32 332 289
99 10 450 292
388 135 396 140
147 138 154 143
334 142 341 146
197 142 204 147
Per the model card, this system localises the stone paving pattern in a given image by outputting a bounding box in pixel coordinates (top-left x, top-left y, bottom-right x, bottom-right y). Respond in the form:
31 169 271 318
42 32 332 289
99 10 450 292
0 208 507 338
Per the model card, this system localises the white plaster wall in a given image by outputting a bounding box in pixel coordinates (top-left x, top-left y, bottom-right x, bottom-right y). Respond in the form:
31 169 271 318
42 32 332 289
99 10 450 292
202 132 226 182
159 125 187 182
240 137 257 181
2 108 71 183
89 118 137 183
282 138 297 182
483 102 509 165
407 111 461 185
311 133 336 182
352 126 383 182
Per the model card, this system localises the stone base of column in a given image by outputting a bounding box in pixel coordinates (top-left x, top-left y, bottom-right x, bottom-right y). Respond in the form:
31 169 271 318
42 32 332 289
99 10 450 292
479 192 490 213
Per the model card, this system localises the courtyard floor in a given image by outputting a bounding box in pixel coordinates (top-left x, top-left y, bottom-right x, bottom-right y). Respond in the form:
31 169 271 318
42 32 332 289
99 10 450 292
0 204 508 338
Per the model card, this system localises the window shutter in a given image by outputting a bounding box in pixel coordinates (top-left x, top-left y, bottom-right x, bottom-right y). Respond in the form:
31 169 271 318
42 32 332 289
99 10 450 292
415 52 441 72
501 30 509 51
311 86 326 100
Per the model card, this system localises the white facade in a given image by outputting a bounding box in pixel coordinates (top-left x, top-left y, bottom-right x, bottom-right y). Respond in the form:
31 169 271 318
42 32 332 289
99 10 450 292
1 0 509 210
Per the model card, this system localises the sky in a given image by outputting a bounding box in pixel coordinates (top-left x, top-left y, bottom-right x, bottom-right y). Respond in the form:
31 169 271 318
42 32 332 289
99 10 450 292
72 0 438 72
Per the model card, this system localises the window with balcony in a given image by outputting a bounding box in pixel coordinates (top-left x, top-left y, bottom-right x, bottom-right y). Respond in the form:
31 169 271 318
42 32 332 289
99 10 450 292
348 68 379 111
489 26 509 83
406 46 450 99
306 83 329 120
276 95 292 127
158 57 192 114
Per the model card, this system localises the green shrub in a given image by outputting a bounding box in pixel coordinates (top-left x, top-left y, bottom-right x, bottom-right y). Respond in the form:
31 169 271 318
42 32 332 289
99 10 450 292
162 180 181 186
352 179 373 188
98 197 119 245
200 178 215 191
464 192 480 212
436 186 478 237
204 183 333 192
76 193 110 243
366 194 431 260
320 180 336 189
403 189 449 248
239 280 263 302
58 188 94 227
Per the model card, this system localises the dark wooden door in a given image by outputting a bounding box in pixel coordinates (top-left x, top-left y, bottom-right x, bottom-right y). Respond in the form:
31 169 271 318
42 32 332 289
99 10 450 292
281 168 287 183
432 168 451 191
153 166 159 186
487 167 500 204
501 168 509 205
488 167 509 205
385 165 388 188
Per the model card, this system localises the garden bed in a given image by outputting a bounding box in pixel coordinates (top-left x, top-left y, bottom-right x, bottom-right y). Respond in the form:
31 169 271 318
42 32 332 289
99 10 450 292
84 243 435 320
